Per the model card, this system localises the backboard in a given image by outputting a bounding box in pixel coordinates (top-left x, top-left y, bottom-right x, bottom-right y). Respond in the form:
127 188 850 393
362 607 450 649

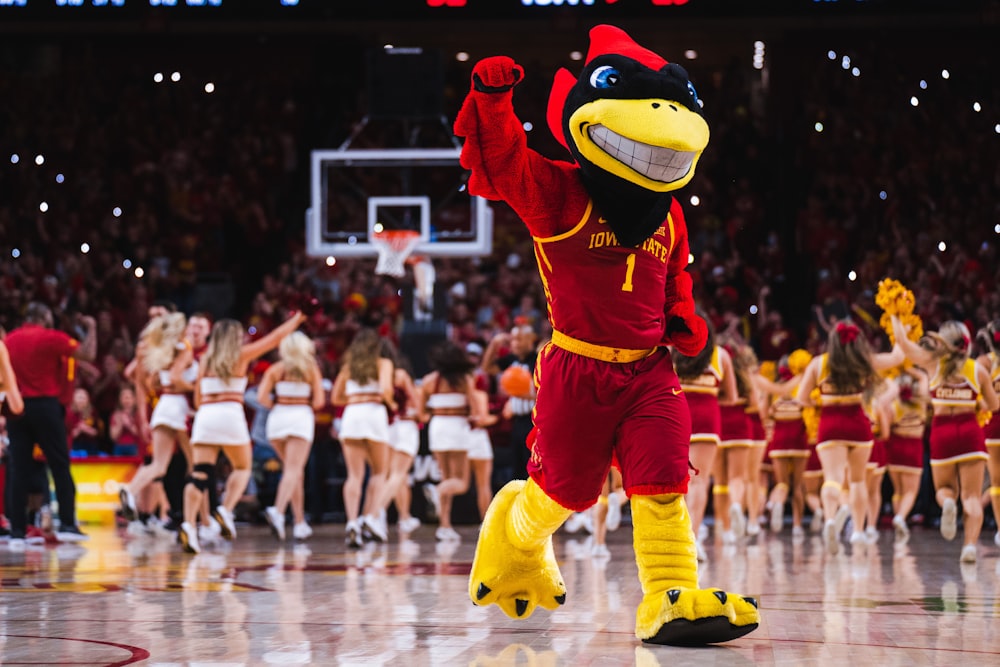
307 148 492 259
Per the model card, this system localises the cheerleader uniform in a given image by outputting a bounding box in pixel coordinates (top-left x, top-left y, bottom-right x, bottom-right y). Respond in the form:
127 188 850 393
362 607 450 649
866 405 888 475
150 345 198 432
339 379 390 443
426 383 471 453
886 400 926 474
467 423 494 462
767 393 809 460
388 385 420 458
191 376 250 446
928 358 987 466
265 380 315 444
815 354 873 451
679 346 722 445
719 400 752 448
747 405 767 449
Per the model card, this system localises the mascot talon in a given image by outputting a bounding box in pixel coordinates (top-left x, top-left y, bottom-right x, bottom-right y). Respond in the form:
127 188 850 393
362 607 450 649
637 587 761 646
468 480 571 620
456 24 760 644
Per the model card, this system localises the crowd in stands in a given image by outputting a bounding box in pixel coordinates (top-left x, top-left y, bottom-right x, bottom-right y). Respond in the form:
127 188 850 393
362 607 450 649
1 24 996 524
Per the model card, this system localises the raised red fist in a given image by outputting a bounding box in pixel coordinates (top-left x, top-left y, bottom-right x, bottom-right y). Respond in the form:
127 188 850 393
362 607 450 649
472 56 524 94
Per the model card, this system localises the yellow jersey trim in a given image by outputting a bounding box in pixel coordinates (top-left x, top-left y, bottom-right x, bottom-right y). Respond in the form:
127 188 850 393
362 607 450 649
532 199 594 244
551 329 655 364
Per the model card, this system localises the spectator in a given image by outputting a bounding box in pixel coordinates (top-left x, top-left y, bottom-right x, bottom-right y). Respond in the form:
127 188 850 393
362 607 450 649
108 386 143 458
66 387 106 457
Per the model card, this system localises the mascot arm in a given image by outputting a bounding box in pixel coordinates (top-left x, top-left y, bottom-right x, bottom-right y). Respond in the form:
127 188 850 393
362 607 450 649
661 200 708 356
454 56 587 238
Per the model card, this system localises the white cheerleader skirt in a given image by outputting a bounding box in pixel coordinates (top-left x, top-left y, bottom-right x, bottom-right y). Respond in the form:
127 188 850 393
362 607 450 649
150 394 191 432
339 402 390 443
191 402 251 446
467 428 493 461
428 415 471 453
389 419 420 458
265 404 315 444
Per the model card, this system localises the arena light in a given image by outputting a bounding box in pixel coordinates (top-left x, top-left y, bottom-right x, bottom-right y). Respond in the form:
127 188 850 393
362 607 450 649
941 69 950 79
11 248 20 259
171 71 181 82
919 80 928 90
570 51 583 61
841 55 851 70
35 154 44 165
879 190 887 200
204 82 215 93
154 72 164 83
689 195 700 206
938 241 947 252
851 67 860 77
56 173 64 183
325 256 336 266
523 121 533 132
995 123 1000 134
123 258 133 269
455 51 470 62
80 243 90 254
113 206 123 217
373 222 384 233
39 202 48 213
973 102 981 112
995 223 1000 234
687 253 694 264
848 270 857 281
815 122 824 132
910 96 919 107
827 50 837 60
749 304 758 315
10 153 18 164
134 267 145 278
684 49 697 60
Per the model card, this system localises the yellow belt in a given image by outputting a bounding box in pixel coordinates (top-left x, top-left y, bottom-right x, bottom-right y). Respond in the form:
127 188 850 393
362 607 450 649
551 329 655 364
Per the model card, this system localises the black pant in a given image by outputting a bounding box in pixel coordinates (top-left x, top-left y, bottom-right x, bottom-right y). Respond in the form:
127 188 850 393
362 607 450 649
5 397 78 536
509 414 534 481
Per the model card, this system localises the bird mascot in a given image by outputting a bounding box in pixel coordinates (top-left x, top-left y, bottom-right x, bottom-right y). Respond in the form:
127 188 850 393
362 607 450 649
454 25 760 645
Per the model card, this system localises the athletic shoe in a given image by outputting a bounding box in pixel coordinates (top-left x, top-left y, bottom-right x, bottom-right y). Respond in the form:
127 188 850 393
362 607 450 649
940 498 957 541
55 526 89 543
849 531 867 545
823 520 840 555
606 492 623 532
563 512 587 534
292 522 313 541
833 505 851 538
809 507 824 533
398 517 421 534
422 484 441 520
729 503 746 539
770 502 784 533
361 514 387 543
960 544 977 563
721 529 736 545
591 542 611 559
995 531 1000 548
25 526 47 545
345 521 363 549
126 521 149 538
213 506 237 540
8 538 25 552
791 525 806 540
435 526 460 541
119 487 138 522
198 523 220 545
746 519 761 537
179 522 200 554
892 514 910 541
865 526 878 544
264 506 286 541
696 539 707 562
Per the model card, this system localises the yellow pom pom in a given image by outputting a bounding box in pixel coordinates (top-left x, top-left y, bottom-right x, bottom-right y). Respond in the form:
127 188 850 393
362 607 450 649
875 277 923 345
787 349 812 376
977 410 992 428
758 361 777 382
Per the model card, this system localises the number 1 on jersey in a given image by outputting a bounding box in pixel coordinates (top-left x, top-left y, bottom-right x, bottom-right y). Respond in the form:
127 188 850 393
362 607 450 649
621 253 636 292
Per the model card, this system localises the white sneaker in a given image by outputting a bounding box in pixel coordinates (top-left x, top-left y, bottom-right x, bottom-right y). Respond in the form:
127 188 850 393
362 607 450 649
398 517 421 533
591 542 611 559
197 524 220 545
55 526 89 543
865 526 878 544
119 487 138 522
770 501 784 533
995 531 1000 548
791 525 805 540
940 498 957 541
849 531 867 545
746 520 761 537
698 522 709 542
361 514 388 542
809 507 824 533
564 512 587 534
8 538 25 552
126 520 148 538
892 514 910 541
696 540 708 562
292 522 313 541
729 503 746 539
960 544 977 563
264 506 286 541
179 522 200 554
823 520 840 555
435 526 460 541
606 493 623 532
422 484 441 520
721 529 736 545
213 506 237 540
345 520 363 549
833 505 850 537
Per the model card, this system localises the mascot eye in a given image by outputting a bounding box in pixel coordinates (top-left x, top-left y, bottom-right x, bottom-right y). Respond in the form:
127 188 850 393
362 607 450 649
590 66 622 89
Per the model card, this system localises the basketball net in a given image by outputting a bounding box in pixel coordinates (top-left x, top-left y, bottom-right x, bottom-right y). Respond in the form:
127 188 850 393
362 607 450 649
372 230 422 278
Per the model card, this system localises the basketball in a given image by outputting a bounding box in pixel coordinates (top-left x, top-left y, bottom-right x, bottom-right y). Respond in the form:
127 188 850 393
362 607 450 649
500 365 533 398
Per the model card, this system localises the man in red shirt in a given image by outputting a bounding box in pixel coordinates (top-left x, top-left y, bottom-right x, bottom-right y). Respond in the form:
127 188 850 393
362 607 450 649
5 303 97 546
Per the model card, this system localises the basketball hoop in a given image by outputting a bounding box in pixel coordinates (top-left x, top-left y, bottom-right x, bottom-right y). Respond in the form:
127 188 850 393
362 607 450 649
372 230 421 277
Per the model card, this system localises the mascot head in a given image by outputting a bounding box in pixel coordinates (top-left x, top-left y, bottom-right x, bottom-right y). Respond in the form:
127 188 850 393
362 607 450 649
547 25 709 246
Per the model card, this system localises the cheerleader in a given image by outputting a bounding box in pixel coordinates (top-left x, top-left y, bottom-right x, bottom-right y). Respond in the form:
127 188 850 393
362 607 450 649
974 319 1000 548
880 367 929 541
797 321 903 554
385 353 422 534
179 311 306 554
467 388 498 521
331 329 397 549
120 313 195 523
417 341 483 542
863 383 893 543
892 316 998 562
673 318 736 559
756 351 812 536
712 337 759 541
259 332 325 541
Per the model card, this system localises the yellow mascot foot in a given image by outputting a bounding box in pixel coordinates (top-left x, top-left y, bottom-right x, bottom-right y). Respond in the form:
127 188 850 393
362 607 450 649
468 479 570 619
636 586 760 646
